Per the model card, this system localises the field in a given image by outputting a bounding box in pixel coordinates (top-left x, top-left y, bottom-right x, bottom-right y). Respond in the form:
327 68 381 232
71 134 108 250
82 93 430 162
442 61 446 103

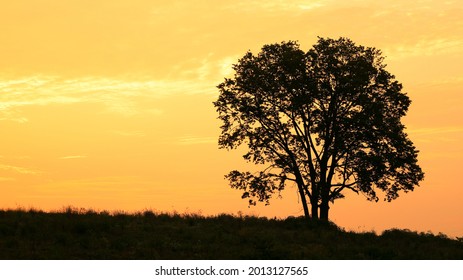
0 208 461 259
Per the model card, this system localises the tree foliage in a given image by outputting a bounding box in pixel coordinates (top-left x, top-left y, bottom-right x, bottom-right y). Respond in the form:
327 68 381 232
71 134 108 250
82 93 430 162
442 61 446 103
214 37 424 220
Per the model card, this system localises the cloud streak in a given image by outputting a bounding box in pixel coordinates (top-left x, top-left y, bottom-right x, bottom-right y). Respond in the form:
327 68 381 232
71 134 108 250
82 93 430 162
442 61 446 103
407 127 463 136
0 75 215 121
384 38 463 60
59 155 88 160
0 164 41 175
221 0 327 13
177 135 217 145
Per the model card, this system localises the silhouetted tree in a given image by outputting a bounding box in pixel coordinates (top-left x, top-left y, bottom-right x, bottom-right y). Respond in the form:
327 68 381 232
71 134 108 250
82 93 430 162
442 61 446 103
214 37 424 220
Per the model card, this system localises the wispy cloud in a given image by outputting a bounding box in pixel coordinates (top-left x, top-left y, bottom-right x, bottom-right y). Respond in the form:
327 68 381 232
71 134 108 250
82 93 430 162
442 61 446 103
407 126 463 136
0 111 29 123
59 155 88 160
177 135 216 145
384 38 463 60
0 164 41 175
0 75 214 121
407 126 463 144
221 0 327 13
415 76 463 88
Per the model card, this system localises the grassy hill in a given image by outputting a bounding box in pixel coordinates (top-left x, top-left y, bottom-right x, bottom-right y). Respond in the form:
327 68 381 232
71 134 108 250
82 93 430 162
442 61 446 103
0 208 461 259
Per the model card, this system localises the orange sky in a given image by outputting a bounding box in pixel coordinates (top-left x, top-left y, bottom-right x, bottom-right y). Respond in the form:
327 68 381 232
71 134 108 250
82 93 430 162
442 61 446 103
0 0 462 237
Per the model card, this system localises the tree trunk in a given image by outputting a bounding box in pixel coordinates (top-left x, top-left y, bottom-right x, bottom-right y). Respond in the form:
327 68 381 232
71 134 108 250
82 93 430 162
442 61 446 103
311 201 319 220
309 184 319 220
319 181 330 221
297 184 310 219
319 202 329 221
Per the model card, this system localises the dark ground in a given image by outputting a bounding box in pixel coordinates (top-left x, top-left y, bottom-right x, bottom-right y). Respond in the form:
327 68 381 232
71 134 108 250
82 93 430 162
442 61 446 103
0 208 461 259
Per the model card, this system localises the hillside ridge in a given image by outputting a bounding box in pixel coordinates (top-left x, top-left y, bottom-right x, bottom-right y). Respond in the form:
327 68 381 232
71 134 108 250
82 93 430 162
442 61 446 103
0 208 461 259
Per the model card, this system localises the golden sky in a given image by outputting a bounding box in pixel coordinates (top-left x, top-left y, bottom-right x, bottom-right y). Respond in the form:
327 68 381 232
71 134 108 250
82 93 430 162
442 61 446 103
1 0 462 237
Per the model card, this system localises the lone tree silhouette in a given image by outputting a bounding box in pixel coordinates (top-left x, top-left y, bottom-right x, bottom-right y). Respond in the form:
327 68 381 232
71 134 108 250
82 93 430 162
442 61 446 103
214 37 424 221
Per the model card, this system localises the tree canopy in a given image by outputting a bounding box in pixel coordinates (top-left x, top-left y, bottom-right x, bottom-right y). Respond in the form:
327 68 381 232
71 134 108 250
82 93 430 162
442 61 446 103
214 37 424 220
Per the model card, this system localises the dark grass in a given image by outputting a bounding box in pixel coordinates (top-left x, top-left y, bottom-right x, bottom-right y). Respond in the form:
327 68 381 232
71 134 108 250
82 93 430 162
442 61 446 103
0 207 461 259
